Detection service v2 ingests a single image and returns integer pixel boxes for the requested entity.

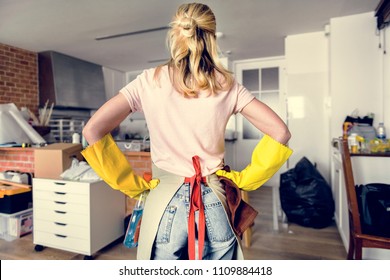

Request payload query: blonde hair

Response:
[154,3,233,97]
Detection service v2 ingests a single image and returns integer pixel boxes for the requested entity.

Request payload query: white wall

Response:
[285,12,389,184]
[330,12,382,139]
[285,31,330,182]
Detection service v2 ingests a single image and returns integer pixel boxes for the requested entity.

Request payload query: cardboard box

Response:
[34,143,83,179]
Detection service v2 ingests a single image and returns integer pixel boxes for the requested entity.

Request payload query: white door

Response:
[233,57,288,187]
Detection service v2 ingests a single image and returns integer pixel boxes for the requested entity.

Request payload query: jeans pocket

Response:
[156,205,177,244]
[204,192,235,242]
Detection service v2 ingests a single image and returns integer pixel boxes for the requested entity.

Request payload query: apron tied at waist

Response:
[184,155,207,260]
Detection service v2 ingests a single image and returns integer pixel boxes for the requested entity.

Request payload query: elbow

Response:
[272,125,291,145]
[82,123,111,145]
[82,125,91,144]
[283,128,292,145]
[82,123,98,146]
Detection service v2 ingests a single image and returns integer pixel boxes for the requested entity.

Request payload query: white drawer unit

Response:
[33,178,126,259]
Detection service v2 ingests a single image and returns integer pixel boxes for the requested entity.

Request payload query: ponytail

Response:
[154,3,233,97]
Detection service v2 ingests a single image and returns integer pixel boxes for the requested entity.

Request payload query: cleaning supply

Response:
[123,191,147,248]
[216,134,292,191]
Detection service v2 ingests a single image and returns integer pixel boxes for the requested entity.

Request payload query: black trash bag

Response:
[279,157,335,229]
[356,183,390,238]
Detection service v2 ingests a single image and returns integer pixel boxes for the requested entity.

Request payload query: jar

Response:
[348,133,359,153]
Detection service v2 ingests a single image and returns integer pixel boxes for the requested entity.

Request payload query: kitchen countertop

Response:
[0,145,152,161]
[351,151,390,157]
[122,150,150,156]
[0,147,35,151]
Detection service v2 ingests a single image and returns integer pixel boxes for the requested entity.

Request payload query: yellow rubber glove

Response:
[81,133,159,199]
[216,134,292,191]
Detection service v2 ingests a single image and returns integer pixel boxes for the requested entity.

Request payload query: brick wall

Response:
[0,148,34,173]
[0,43,39,115]
[123,152,152,215]
[124,152,152,176]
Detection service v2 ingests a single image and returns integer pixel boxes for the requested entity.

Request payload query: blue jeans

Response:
[151,182,237,260]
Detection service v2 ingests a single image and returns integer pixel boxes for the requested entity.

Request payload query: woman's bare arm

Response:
[82,93,132,145]
[241,98,291,144]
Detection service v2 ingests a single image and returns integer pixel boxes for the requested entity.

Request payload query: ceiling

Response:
[0,0,380,72]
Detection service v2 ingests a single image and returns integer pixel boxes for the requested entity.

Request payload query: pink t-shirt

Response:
[120,66,254,177]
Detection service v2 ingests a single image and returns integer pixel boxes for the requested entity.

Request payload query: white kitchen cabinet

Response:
[33,178,126,259]
[102,67,126,100]
[330,141,349,250]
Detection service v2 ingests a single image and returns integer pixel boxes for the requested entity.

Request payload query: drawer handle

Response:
[54,182,66,185]
[54,222,67,226]
[54,201,67,205]
[54,210,67,214]
[55,234,67,238]
[54,192,67,195]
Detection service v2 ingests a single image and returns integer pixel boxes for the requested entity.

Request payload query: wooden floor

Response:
[0,186,347,260]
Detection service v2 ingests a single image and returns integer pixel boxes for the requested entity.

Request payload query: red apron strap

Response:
[185,155,206,260]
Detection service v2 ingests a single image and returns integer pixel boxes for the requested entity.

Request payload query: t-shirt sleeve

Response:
[233,81,256,114]
[119,71,145,112]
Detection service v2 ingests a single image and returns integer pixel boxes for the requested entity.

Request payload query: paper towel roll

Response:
[9,109,46,144]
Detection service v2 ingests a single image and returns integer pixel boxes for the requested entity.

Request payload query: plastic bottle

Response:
[72,132,81,144]
[376,122,387,140]
[123,191,146,248]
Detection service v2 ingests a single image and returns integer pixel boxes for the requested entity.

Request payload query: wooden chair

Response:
[339,137,390,259]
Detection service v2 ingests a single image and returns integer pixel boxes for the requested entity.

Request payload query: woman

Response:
[82,3,292,260]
